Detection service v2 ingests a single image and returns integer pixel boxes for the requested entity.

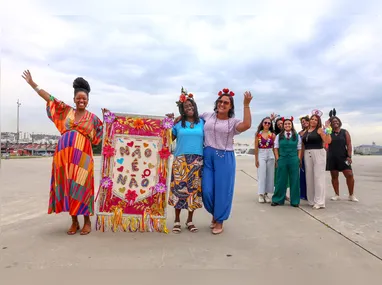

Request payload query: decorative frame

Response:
[95,111,174,233]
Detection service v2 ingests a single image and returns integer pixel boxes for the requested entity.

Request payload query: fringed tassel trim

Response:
[96,214,168,233]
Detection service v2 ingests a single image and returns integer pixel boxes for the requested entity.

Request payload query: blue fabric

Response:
[300,158,307,199]
[172,120,204,157]
[202,146,236,223]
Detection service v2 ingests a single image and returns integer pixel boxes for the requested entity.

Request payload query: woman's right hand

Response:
[22,70,34,85]
[255,160,259,168]
[165,113,174,119]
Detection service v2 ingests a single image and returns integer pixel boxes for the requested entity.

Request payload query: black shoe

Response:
[271,202,279,206]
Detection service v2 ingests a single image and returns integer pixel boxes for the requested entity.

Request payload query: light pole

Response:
[17,99,21,147]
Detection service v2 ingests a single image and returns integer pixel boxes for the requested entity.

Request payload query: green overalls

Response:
[272,135,300,206]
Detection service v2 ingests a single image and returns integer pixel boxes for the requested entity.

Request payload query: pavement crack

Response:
[240,170,258,182]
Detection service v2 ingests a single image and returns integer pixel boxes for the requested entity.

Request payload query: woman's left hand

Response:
[324,119,331,128]
[243,91,253,106]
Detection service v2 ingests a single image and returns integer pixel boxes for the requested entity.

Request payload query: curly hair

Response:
[214,94,235,118]
[274,117,283,135]
[178,99,200,128]
[255,117,274,135]
[73,77,91,96]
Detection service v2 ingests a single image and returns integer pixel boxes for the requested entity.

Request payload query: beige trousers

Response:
[304,148,326,207]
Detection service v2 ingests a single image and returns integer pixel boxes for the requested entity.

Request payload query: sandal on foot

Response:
[212,227,224,235]
[80,223,91,235]
[186,222,198,233]
[210,223,216,229]
[172,222,181,233]
[67,223,80,235]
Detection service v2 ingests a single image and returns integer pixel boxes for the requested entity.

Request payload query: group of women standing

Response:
[22,68,357,237]
[254,110,358,209]
[23,69,253,236]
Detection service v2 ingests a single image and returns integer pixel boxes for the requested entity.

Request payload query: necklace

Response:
[214,115,230,158]
[258,131,272,148]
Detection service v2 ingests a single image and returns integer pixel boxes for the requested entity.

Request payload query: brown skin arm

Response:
[22,70,51,102]
[254,134,259,167]
[274,148,279,168]
[345,130,353,162]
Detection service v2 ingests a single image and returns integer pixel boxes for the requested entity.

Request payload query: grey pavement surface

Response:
[0,155,382,280]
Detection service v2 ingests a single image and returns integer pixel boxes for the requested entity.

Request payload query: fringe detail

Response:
[96,213,168,233]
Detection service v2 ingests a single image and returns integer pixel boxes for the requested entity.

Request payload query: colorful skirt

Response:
[48,130,95,216]
[168,154,203,211]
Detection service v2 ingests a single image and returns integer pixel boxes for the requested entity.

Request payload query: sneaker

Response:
[258,195,265,203]
[349,195,359,202]
[331,195,340,201]
[264,194,271,203]
[313,204,325,210]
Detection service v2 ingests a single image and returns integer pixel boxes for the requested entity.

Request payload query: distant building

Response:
[354,142,382,155]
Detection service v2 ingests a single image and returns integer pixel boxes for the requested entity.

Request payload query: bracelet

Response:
[244,105,250,108]
[324,126,332,135]
[34,85,41,92]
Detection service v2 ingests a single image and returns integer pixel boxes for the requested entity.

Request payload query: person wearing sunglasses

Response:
[200,88,252,235]
[254,117,275,203]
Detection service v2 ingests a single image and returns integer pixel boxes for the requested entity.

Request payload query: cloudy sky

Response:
[1,0,381,145]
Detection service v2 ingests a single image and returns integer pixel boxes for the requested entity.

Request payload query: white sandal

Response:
[172,222,181,233]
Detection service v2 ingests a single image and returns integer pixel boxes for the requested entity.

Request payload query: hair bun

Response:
[73,77,91,93]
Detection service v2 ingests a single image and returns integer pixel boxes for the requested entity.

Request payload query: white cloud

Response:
[1,0,382,146]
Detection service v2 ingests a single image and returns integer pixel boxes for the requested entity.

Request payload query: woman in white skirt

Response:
[254,117,276,203]
[301,110,332,209]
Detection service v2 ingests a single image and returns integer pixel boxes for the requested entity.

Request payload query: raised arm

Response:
[236,91,253,132]
[22,70,51,102]
[318,121,332,144]
[254,133,259,168]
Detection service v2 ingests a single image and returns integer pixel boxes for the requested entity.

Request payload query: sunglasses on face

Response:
[263,122,271,125]
[217,100,230,106]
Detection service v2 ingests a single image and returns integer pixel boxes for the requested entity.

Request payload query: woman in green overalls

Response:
[271,117,302,207]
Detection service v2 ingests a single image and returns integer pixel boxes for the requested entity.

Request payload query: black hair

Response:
[279,119,297,141]
[214,94,235,118]
[255,117,274,135]
[330,116,342,128]
[274,117,283,135]
[179,99,200,128]
[73,77,91,96]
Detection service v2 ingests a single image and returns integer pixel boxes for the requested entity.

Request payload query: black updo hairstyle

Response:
[73,77,91,97]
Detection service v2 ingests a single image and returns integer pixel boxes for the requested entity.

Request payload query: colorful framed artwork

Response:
[95,111,174,233]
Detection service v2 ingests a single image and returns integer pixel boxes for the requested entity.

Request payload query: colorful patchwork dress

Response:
[46,96,103,216]
[168,120,204,211]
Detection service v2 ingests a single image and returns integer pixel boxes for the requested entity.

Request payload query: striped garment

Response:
[46,96,103,216]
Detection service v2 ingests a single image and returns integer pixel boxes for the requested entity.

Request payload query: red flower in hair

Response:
[179,94,186,103]
[222,88,229,93]
[218,91,223,96]
[188,93,193,98]
[229,91,235,96]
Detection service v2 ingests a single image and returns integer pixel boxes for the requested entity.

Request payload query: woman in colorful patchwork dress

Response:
[168,88,204,233]
[271,117,302,207]
[299,115,310,200]
[22,70,103,235]
[301,110,332,209]
[201,88,252,235]
[254,117,275,203]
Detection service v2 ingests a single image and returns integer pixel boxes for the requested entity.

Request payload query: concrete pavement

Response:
[1,155,382,281]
